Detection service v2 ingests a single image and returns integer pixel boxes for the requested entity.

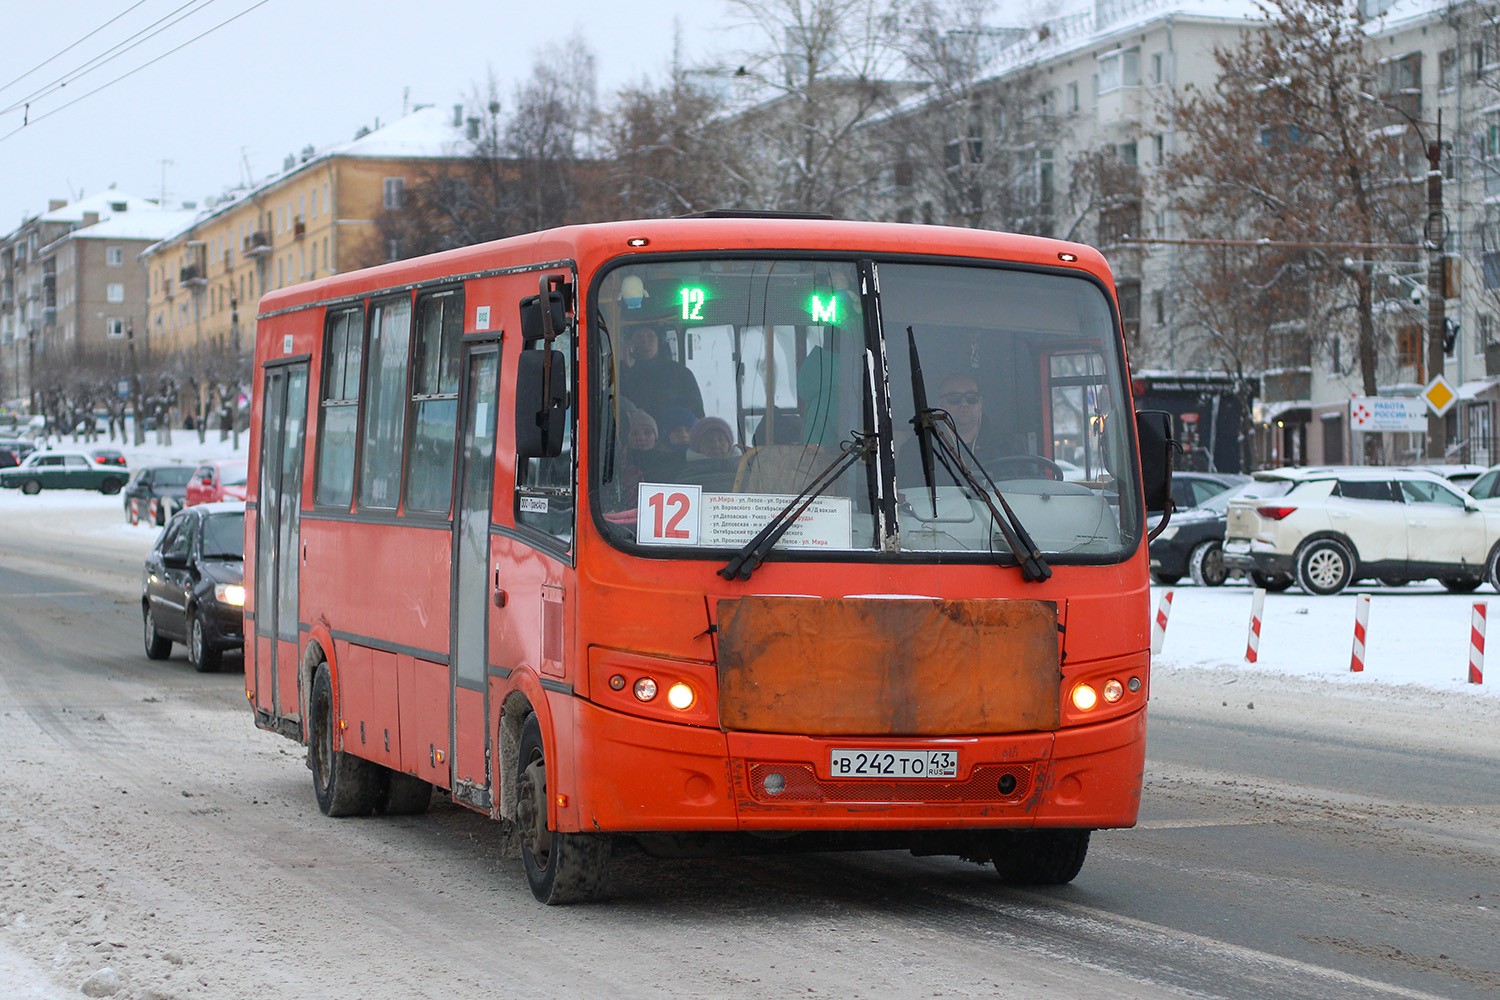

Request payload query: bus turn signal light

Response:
[1071,683,1098,711]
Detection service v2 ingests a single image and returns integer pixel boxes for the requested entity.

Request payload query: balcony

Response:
[180,264,206,287]
[243,231,273,256]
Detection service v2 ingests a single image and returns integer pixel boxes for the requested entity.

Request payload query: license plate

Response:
[830,749,958,779]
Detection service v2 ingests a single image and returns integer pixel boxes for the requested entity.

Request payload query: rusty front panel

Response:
[717,597,1059,737]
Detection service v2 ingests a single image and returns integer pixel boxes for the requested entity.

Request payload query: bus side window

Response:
[515,330,575,544]
[314,307,363,508]
[405,288,463,515]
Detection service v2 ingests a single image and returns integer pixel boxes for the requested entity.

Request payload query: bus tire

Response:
[309,663,381,817]
[989,829,1090,885]
[379,770,433,815]
[516,712,610,904]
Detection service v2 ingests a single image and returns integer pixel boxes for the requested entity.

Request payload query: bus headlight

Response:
[1102,678,1125,703]
[633,677,658,702]
[215,584,246,607]
[1071,683,1098,711]
[666,682,695,710]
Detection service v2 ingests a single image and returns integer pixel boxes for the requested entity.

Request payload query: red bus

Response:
[245,215,1172,904]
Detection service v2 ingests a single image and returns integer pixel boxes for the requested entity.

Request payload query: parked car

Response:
[141,501,246,671]
[1150,478,1296,587]
[1466,464,1500,501]
[89,446,128,468]
[184,459,249,506]
[0,438,37,468]
[1221,466,1500,595]
[123,464,196,525]
[1399,464,1487,492]
[0,450,130,494]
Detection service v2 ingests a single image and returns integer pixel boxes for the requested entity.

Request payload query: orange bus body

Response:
[245,217,1152,901]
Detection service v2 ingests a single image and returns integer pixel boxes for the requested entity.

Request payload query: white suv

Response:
[1221,467,1500,595]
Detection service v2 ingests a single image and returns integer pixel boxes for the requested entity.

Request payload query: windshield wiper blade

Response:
[719,433,876,581]
[905,327,940,517]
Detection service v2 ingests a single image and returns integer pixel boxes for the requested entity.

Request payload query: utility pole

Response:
[1422,113,1447,461]
[127,323,144,446]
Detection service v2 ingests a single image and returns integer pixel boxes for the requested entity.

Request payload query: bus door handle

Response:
[493,564,507,607]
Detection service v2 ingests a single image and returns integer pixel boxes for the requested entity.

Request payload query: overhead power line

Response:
[0,0,274,146]
[0,0,154,99]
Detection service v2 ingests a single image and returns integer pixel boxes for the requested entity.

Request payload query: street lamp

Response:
[1362,92,1447,461]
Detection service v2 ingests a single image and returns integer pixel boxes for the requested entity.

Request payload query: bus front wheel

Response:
[516,712,611,904]
[989,829,1090,885]
[309,663,382,817]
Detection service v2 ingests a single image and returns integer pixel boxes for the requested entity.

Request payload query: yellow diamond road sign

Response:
[1423,375,1457,417]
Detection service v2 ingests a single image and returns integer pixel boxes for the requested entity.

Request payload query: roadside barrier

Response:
[1350,594,1370,673]
[1471,602,1486,685]
[1245,587,1265,663]
[128,498,140,525]
[1151,589,1174,655]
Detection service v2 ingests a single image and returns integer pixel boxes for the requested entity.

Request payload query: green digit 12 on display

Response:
[679,286,707,321]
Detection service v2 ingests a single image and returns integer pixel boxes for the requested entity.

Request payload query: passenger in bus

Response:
[657,407,698,459]
[680,416,741,492]
[896,372,1028,486]
[620,324,705,424]
[625,410,677,484]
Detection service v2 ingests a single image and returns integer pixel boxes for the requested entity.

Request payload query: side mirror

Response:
[519,291,568,342]
[1135,409,1174,512]
[515,350,568,460]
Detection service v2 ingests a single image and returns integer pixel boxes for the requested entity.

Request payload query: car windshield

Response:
[591,257,1139,562]
[155,467,195,487]
[201,513,245,558]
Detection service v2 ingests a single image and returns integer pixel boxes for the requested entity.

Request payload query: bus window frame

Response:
[402,284,466,520]
[356,291,415,514]
[585,250,1141,567]
[313,304,365,511]
[512,272,580,559]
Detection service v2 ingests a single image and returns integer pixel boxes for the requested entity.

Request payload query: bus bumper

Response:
[567,699,1145,834]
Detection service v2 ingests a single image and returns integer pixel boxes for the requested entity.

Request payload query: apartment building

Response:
[141,106,466,363]
[0,192,192,409]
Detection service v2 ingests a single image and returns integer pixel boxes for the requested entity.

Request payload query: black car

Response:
[0,438,36,468]
[142,502,246,671]
[1150,479,1295,587]
[123,464,195,525]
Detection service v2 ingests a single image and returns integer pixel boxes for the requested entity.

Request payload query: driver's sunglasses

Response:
[939,391,982,406]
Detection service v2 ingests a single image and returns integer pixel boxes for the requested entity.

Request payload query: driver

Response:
[896,372,1032,487]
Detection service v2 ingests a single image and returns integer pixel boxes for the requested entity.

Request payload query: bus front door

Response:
[450,342,500,808]
[254,361,308,729]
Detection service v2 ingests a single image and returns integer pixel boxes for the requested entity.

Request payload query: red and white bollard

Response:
[1350,593,1370,673]
[1151,589,1174,656]
[1245,587,1266,663]
[1470,602,1486,685]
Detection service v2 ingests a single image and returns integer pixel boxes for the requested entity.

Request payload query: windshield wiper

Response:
[905,328,1052,583]
[718,433,877,581]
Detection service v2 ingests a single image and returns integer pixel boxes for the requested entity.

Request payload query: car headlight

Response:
[214,584,246,607]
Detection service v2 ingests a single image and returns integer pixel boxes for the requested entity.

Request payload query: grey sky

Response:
[0,0,744,230]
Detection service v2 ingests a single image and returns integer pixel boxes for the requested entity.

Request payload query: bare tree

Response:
[721,0,910,215]
[1163,0,1423,463]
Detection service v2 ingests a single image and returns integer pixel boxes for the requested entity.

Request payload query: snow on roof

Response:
[65,209,201,242]
[36,191,165,225]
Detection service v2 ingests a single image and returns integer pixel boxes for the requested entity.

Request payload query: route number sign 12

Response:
[637,483,701,546]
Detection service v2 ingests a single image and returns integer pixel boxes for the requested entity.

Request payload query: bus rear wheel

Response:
[516,713,610,904]
[989,829,1090,885]
[309,663,381,817]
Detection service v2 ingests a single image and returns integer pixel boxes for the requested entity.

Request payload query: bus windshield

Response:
[592,257,1140,562]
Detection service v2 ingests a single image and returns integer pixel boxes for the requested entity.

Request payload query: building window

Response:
[1397,324,1423,368]
[1152,133,1165,164]
[383,178,406,210]
[1152,289,1166,326]
[1117,280,1141,353]
[1151,51,1165,85]
[1098,47,1140,93]
[106,247,124,267]
[106,283,125,302]
[1440,48,1458,91]
[106,318,125,338]
[1068,81,1079,112]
